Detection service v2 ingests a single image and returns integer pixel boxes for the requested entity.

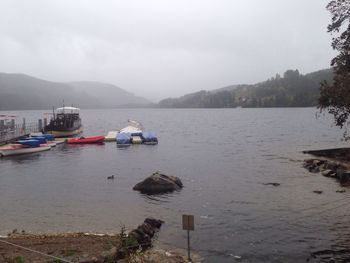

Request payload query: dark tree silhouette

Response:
[319,0,350,136]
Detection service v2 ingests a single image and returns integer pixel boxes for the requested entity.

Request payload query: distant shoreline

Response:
[0,106,318,111]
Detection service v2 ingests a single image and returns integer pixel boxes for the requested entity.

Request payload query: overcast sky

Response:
[0,0,335,101]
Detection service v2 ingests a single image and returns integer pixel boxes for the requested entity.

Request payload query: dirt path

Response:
[0,233,121,263]
[0,233,201,263]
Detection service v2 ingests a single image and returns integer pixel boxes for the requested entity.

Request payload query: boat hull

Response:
[67,136,105,144]
[116,143,131,148]
[0,145,51,157]
[46,128,83,138]
[144,141,158,145]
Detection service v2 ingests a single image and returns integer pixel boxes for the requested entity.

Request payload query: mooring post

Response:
[0,120,4,132]
[38,119,43,131]
[22,118,26,133]
[187,229,191,261]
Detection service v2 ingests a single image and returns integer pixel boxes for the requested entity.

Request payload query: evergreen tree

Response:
[319,0,350,136]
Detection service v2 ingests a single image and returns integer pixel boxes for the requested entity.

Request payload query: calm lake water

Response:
[0,108,349,262]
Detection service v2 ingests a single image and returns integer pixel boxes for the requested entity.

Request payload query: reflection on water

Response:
[140,191,182,204]
[0,108,348,262]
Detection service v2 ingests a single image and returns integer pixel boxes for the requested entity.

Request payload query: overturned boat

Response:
[116,133,131,147]
[141,132,158,145]
[119,119,143,136]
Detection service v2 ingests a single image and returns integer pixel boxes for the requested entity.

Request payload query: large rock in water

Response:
[133,172,183,194]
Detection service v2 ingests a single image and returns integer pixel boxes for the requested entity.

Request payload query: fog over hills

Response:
[68,81,150,107]
[0,73,150,110]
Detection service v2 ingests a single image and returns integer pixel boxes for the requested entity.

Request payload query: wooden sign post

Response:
[182,214,194,262]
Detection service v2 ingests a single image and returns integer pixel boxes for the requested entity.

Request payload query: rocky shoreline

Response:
[303,147,350,185]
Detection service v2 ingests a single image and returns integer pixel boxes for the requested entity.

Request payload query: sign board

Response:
[182,214,194,231]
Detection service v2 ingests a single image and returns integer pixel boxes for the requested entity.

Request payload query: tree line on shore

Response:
[158,68,333,108]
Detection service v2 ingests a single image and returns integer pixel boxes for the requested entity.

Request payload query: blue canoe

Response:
[23,136,47,144]
[33,134,55,141]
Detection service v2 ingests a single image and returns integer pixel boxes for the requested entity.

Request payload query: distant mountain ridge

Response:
[0,73,150,110]
[158,69,333,108]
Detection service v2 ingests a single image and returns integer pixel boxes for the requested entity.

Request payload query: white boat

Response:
[53,140,65,145]
[41,142,57,147]
[44,106,83,137]
[0,144,51,157]
[119,120,143,135]
[104,131,118,142]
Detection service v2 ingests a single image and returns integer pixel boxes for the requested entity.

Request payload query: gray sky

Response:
[0,0,335,101]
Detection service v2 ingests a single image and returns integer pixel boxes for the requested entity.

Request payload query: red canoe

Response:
[67,136,105,144]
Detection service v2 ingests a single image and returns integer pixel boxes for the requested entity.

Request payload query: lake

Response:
[0,108,348,262]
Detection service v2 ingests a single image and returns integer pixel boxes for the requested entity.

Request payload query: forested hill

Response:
[0,73,150,110]
[158,69,333,108]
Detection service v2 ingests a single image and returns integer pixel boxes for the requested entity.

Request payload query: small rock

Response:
[138,222,155,237]
[144,218,164,229]
[304,159,314,164]
[336,189,346,193]
[322,169,334,177]
[262,183,280,187]
[90,256,98,262]
[116,247,128,260]
[313,159,323,166]
[303,160,313,168]
[310,166,320,173]
[339,171,350,185]
[313,190,323,194]
[326,161,340,171]
[129,229,151,247]
[100,246,117,259]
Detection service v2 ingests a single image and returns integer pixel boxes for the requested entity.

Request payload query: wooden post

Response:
[187,229,191,261]
[38,119,43,131]
[0,120,4,132]
[22,118,26,134]
[182,215,194,262]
